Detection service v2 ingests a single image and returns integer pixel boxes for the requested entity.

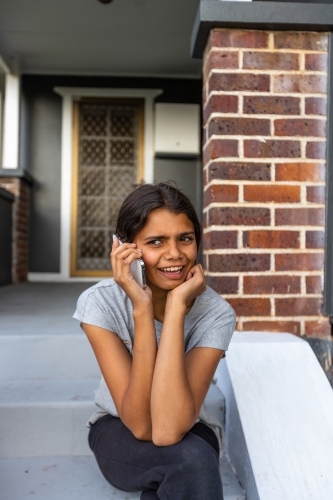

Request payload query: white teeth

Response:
[160,266,182,272]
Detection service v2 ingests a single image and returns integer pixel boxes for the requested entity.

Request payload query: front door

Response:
[71,98,144,277]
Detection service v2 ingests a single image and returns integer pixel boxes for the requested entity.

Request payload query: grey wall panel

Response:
[154,157,202,215]
[27,91,62,272]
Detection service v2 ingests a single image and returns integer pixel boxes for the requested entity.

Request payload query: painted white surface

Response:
[2,73,20,168]
[216,332,333,500]
[53,87,162,280]
[154,103,200,155]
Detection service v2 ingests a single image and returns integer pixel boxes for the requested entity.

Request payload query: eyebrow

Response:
[143,231,195,241]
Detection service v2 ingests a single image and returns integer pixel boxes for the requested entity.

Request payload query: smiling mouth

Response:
[158,266,184,274]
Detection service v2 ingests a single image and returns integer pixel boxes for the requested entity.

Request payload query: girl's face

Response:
[133,208,197,293]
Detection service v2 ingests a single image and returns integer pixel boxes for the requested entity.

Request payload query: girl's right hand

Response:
[111,237,152,309]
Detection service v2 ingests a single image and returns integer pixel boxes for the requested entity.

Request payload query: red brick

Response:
[243,51,299,70]
[204,50,239,82]
[206,275,239,294]
[275,208,325,226]
[209,117,270,137]
[210,29,269,49]
[209,253,270,272]
[203,231,238,250]
[305,97,327,116]
[275,253,324,271]
[307,186,325,204]
[209,207,270,226]
[243,320,301,335]
[306,141,326,159]
[274,119,326,138]
[209,73,270,92]
[202,83,208,107]
[244,185,300,203]
[304,320,331,338]
[208,162,271,181]
[305,53,328,72]
[275,163,325,182]
[204,185,238,205]
[243,230,300,248]
[243,96,300,115]
[203,139,239,164]
[203,95,238,124]
[228,298,271,316]
[274,32,328,51]
[306,275,323,294]
[275,297,322,316]
[273,75,327,94]
[244,275,300,294]
[306,231,325,249]
[244,140,301,158]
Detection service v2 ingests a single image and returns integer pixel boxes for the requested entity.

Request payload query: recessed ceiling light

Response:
[98,0,114,4]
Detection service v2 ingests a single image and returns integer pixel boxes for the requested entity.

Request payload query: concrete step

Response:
[0,454,246,500]
[0,378,226,459]
[0,335,100,380]
[0,378,98,458]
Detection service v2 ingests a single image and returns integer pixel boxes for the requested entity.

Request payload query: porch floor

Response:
[0,282,92,336]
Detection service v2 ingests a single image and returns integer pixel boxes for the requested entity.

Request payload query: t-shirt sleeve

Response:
[73,290,117,332]
[189,301,236,352]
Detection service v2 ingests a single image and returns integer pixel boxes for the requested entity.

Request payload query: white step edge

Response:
[216,332,333,500]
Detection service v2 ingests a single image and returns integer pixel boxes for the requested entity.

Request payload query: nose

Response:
[165,239,182,260]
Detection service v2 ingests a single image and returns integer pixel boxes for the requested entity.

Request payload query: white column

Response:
[2,73,20,169]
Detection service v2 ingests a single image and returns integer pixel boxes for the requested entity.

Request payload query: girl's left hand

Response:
[168,264,206,309]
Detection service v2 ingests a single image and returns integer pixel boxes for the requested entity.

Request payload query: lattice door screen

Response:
[71,100,143,276]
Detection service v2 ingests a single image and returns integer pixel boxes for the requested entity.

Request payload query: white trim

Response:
[2,73,20,168]
[53,87,162,279]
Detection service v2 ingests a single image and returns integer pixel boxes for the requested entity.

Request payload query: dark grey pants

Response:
[89,415,223,500]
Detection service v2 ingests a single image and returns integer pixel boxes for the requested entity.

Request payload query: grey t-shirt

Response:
[73,278,235,449]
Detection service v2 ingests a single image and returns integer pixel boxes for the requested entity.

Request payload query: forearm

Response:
[121,307,157,440]
[151,301,196,445]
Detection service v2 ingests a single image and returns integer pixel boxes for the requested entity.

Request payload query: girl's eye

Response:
[148,239,162,245]
[180,236,194,242]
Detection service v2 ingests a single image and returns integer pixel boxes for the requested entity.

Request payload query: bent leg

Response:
[89,415,223,500]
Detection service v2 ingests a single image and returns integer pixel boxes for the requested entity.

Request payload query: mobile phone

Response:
[113,234,146,289]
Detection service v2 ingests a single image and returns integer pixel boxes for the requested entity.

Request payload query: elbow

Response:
[131,426,152,442]
[152,429,184,447]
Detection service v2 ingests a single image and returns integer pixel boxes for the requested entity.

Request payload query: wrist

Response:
[133,304,154,320]
[166,292,187,315]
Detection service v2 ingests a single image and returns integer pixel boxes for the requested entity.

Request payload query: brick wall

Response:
[0,177,30,283]
[203,29,330,342]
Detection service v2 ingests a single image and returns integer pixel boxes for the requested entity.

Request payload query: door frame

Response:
[53,87,162,280]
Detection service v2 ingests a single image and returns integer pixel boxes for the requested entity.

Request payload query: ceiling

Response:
[0,0,202,77]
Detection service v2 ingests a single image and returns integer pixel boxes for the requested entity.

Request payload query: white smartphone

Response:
[113,234,146,289]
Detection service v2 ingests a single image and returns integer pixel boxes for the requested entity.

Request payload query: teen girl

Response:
[74,183,235,499]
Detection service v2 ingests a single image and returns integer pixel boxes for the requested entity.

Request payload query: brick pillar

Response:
[203,29,331,363]
[0,177,30,283]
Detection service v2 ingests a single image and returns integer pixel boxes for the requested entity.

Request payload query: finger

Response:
[185,270,194,281]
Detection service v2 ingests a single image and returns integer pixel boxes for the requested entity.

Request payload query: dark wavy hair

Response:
[116,183,202,249]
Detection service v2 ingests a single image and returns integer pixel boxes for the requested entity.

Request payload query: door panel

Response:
[71,99,144,277]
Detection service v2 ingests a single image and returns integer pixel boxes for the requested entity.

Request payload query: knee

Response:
[176,435,218,474]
